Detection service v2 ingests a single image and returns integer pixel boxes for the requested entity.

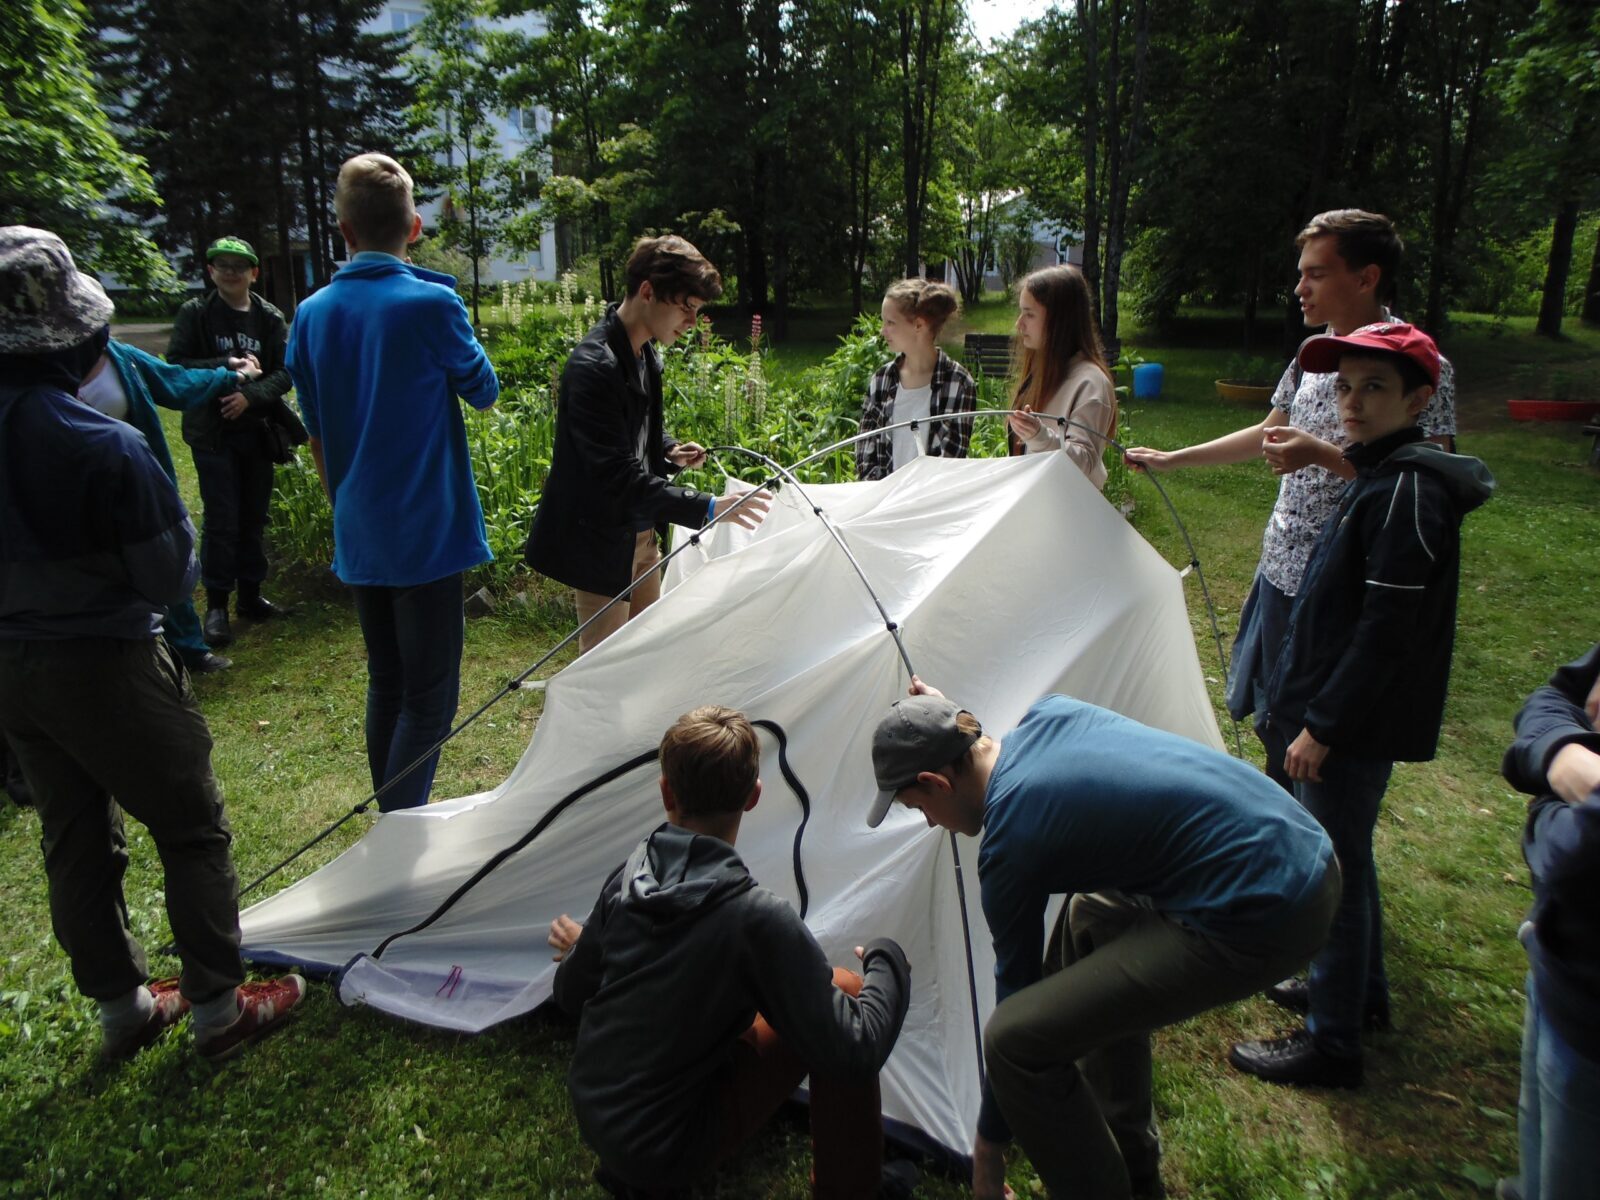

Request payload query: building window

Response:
[391,7,425,33]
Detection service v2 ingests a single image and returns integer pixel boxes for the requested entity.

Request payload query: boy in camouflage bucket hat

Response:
[0,226,115,352]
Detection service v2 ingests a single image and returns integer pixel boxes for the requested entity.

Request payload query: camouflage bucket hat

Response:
[206,236,258,265]
[0,226,115,354]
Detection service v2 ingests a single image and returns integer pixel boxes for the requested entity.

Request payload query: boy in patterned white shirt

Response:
[1124,209,1456,792]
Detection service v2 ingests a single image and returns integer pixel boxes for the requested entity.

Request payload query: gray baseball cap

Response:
[0,227,115,354]
[867,695,980,828]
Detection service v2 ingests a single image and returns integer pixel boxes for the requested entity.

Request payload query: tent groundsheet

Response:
[240,451,1224,1159]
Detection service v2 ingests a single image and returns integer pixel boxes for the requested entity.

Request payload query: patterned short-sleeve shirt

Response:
[1258,352,1456,596]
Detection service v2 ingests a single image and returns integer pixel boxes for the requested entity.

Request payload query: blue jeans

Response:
[1290,745,1393,1058]
[1228,573,1295,794]
[350,573,464,812]
[1516,974,1600,1200]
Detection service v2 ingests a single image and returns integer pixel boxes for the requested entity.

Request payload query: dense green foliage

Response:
[87,0,418,295]
[0,0,172,287]
[268,293,1132,588]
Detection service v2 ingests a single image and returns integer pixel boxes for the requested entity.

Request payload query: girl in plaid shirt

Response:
[855,279,977,481]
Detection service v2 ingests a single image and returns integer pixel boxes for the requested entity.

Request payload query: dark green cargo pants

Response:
[0,637,244,1004]
[985,866,1341,1199]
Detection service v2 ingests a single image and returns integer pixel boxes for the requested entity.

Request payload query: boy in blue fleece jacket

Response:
[286,153,499,811]
[1499,645,1600,1200]
[1231,322,1494,1090]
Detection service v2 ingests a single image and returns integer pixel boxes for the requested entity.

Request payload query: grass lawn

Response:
[3,311,1598,1198]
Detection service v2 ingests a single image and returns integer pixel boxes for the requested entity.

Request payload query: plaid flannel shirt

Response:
[855,349,978,481]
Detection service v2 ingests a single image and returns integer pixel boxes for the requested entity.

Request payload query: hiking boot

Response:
[203,607,234,648]
[1229,1028,1363,1089]
[236,594,285,621]
[1265,977,1391,1032]
[181,649,233,674]
[195,975,306,1062]
[101,978,189,1062]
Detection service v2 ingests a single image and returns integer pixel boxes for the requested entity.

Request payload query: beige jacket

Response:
[1018,353,1116,491]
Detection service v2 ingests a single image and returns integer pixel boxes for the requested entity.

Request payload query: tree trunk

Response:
[463,102,481,325]
[1076,0,1102,320]
[1537,198,1581,339]
[1582,221,1600,327]
[1100,0,1149,353]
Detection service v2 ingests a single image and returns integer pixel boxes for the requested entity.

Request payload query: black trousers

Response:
[192,438,274,595]
[0,637,245,1003]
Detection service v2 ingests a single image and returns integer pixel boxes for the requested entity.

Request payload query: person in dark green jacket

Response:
[76,338,252,672]
[167,237,295,650]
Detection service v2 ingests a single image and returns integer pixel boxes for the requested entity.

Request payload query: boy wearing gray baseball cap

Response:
[870,679,1339,1200]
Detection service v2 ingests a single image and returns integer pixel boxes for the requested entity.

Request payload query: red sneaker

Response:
[195,975,306,1062]
[101,977,189,1062]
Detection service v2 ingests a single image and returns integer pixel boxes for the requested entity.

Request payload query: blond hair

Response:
[335,153,416,249]
[659,706,760,816]
[883,278,960,337]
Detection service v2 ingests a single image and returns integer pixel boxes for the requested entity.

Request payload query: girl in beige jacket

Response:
[1006,265,1118,491]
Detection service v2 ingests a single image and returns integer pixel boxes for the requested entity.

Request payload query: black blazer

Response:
[524,306,712,596]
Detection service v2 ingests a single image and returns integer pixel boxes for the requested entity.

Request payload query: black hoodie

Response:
[1503,645,1600,1064]
[553,823,911,1189]
[1266,427,1494,762]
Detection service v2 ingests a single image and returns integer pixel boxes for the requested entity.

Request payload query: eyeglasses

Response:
[210,260,253,274]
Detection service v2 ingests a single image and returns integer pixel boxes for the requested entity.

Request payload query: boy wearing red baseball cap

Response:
[1230,322,1494,1088]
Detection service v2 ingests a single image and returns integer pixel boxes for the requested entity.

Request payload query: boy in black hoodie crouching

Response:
[1229,322,1494,1089]
[549,706,912,1197]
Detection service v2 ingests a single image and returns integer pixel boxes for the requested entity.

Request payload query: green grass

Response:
[4,314,1599,1197]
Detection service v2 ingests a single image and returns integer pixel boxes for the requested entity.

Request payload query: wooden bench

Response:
[1586,422,1600,468]
[962,332,1013,379]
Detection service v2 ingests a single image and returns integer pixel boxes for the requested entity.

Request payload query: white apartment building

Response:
[373,2,559,284]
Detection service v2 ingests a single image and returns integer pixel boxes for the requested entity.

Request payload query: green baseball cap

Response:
[206,237,258,266]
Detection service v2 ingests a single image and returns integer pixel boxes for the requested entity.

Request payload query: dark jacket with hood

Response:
[1266,427,1494,761]
[553,822,911,1189]
[167,289,295,454]
[1503,644,1600,1064]
[524,306,715,596]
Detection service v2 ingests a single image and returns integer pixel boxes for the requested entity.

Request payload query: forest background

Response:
[5,0,1599,349]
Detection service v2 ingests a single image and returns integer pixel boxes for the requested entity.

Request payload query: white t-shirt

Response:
[889,383,933,471]
[77,360,130,422]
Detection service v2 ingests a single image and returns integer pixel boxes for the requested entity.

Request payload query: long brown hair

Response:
[1010,265,1115,449]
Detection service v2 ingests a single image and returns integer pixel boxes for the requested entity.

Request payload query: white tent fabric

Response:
[239,451,1223,1159]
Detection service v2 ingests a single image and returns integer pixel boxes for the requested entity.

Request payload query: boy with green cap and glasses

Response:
[167,236,298,650]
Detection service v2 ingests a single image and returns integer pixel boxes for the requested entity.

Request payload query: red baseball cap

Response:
[1297,321,1441,388]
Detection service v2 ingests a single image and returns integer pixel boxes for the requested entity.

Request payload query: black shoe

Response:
[203,607,234,647]
[1229,1029,1363,1088]
[236,595,284,621]
[1265,977,1392,1032]
[181,650,233,673]
[880,1160,920,1200]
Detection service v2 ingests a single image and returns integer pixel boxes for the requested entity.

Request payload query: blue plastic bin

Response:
[1132,362,1164,399]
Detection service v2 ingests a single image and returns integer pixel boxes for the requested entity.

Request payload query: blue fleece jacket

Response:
[286,253,499,586]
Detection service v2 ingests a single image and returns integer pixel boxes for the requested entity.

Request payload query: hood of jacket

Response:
[619,823,756,929]
[1350,429,1495,516]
